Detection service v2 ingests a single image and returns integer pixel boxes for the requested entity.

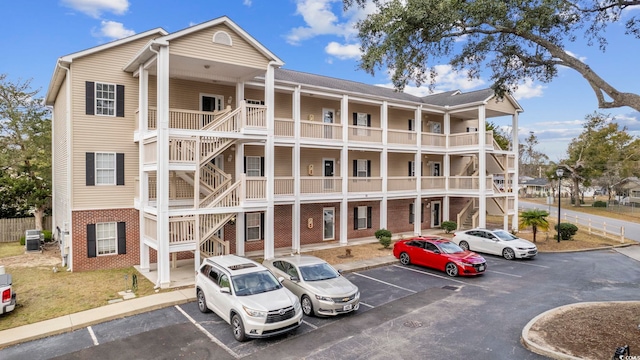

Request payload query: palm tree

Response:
[519,209,550,243]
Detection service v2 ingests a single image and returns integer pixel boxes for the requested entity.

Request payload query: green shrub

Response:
[592,201,607,208]
[379,236,392,249]
[570,198,585,205]
[374,229,392,240]
[43,230,53,242]
[554,223,578,240]
[441,221,457,234]
[19,236,25,246]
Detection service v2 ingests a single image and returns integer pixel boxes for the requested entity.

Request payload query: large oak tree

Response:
[344,0,640,111]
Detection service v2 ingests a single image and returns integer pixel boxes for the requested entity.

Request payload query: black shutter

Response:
[353,208,358,230]
[352,113,357,125]
[409,203,414,224]
[244,157,247,174]
[367,114,371,127]
[367,207,372,228]
[260,213,265,240]
[408,161,412,176]
[87,224,96,258]
[408,119,414,131]
[420,161,423,176]
[353,160,357,177]
[421,203,425,223]
[244,214,247,241]
[116,85,125,117]
[116,153,125,185]
[85,82,95,115]
[367,160,371,177]
[86,152,95,186]
[117,222,126,254]
[260,157,265,177]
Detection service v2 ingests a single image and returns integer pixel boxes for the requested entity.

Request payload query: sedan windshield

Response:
[493,230,518,241]
[437,241,464,254]
[232,270,282,296]
[299,263,339,281]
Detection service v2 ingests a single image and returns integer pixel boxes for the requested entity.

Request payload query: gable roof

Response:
[46,28,168,105]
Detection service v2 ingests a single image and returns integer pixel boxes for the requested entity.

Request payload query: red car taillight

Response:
[1,288,10,303]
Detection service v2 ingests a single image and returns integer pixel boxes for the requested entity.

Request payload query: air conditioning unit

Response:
[25,229,42,252]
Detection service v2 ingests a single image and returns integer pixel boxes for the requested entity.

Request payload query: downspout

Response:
[56,61,72,271]
[148,44,162,290]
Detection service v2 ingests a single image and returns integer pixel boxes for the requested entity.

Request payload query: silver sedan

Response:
[263,255,360,317]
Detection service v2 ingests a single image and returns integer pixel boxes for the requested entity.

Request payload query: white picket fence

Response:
[559,213,625,243]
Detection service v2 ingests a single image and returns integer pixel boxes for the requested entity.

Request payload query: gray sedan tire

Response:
[399,252,411,265]
[503,247,516,260]
[301,294,314,317]
[459,241,470,251]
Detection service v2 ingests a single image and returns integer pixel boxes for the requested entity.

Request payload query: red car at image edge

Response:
[393,236,487,277]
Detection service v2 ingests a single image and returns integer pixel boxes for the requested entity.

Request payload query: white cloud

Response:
[513,79,545,100]
[95,20,135,40]
[243,0,252,5]
[430,64,485,91]
[565,50,587,62]
[286,0,358,45]
[325,42,361,60]
[61,0,129,18]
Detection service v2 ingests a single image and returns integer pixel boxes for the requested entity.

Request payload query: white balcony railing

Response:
[387,177,417,191]
[421,176,446,190]
[300,177,343,194]
[301,121,342,141]
[449,176,493,190]
[275,118,294,137]
[449,133,479,147]
[147,101,266,131]
[348,126,382,143]
[348,177,383,192]
[245,177,266,200]
[143,214,157,241]
[169,216,195,244]
[422,133,446,147]
[387,129,418,146]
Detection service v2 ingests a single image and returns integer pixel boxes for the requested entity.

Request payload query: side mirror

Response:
[278,276,285,283]
[220,287,231,294]
[433,249,441,254]
[337,269,343,275]
[289,276,300,282]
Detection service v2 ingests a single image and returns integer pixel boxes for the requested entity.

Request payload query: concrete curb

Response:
[539,242,638,253]
[521,301,640,359]
[0,288,195,349]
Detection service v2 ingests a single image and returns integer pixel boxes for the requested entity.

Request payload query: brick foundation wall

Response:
[386,199,413,234]
[347,201,379,240]
[449,197,468,225]
[71,208,140,271]
[300,203,340,245]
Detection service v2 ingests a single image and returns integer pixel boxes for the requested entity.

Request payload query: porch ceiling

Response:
[145,54,266,84]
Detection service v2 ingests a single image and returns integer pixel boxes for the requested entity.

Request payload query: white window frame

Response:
[95,82,116,116]
[95,152,116,185]
[356,112,369,136]
[323,207,335,240]
[199,93,224,112]
[246,156,261,177]
[246,213,261,241]
[356,159,368,178]
[96,222,117,256]
[246,99,263,105]
[357,206,368,229]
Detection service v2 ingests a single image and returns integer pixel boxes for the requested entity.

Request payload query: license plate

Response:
[343,304,353,311]
[478,265,485,272]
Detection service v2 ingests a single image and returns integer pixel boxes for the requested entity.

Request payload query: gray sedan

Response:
[263,255,360,317]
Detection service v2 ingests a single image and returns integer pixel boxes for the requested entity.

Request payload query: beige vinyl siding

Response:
[274,147,292,176]
[422,113,444,131]
[349,103,380,127]
[300,96,341,123]
[244,145,264,157]
[148,77,235,110]
[53,76,69,229]
[387,153,414,176]
[169,24,269,69]
[244,88,263,104]
[348,152,380,177]
[219,149,236,182]
[70,35,158,210]
[388,108,414,130]
[274,92,292,119]
[299,149,340,177]
[450,117,479,133]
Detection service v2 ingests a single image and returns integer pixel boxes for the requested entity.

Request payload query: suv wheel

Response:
[197,289,210,313]
[231,313,247,342]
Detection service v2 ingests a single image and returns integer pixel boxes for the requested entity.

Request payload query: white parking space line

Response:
[87,326,99,346]
[391,265,490,289]
[302,319,318,329]
[487,259,550,269]
[175,305,240,359]
[359,302,374,309]
[353,272,417,293]
[486,269,522,278]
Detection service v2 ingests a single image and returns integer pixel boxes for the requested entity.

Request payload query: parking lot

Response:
[2,249,640,359]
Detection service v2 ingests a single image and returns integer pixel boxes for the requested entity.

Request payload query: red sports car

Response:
[393,236,487,277]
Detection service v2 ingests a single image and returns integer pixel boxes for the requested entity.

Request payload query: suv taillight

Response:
[1,288,10,303]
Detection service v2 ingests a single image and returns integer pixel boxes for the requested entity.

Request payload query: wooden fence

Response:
[0,217,52,243]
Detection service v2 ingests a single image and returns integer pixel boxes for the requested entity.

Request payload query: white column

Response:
[156,45,170,288]
[340,95,349,245]
[138,65,149,271]
[415,107,423,234]
[478,105,487,228]
[512,111,520,231]
[236,145,246,256]
[263,64,276,259]
[443,112,450,222]
[380,101,388,230]
[235,82,244,108]
[293,87,301,252]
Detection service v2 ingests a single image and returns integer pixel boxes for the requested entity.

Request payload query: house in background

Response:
[46,16,522,288]
[519,177,550,197]
[615,177,640,205]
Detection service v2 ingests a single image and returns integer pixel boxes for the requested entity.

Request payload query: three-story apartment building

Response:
[46,17,521,288]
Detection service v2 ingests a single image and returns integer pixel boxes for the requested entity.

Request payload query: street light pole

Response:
[556,168,564,242]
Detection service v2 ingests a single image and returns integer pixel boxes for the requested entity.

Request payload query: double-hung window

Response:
[357,160,368,177]
[246,213,262,241]
[96,222,117,255]
[96,83,115,116]
[357,206,367,229]
[245,156,263,177]
[96,153,116,185]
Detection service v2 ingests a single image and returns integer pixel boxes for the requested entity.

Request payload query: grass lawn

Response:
[522,195,640,222]
[0,242,26,258]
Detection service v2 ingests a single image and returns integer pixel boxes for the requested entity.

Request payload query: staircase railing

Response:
[456,198,479,230]
[202,163,232,193]
[201,234,230,258]
[199,212,236,243]
[200,180,241,209]
[200,136,235,165]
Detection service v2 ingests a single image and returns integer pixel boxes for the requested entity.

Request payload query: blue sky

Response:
[1,0,639,161]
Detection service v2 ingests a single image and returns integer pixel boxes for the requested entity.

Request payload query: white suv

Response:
[195,255,303,341]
